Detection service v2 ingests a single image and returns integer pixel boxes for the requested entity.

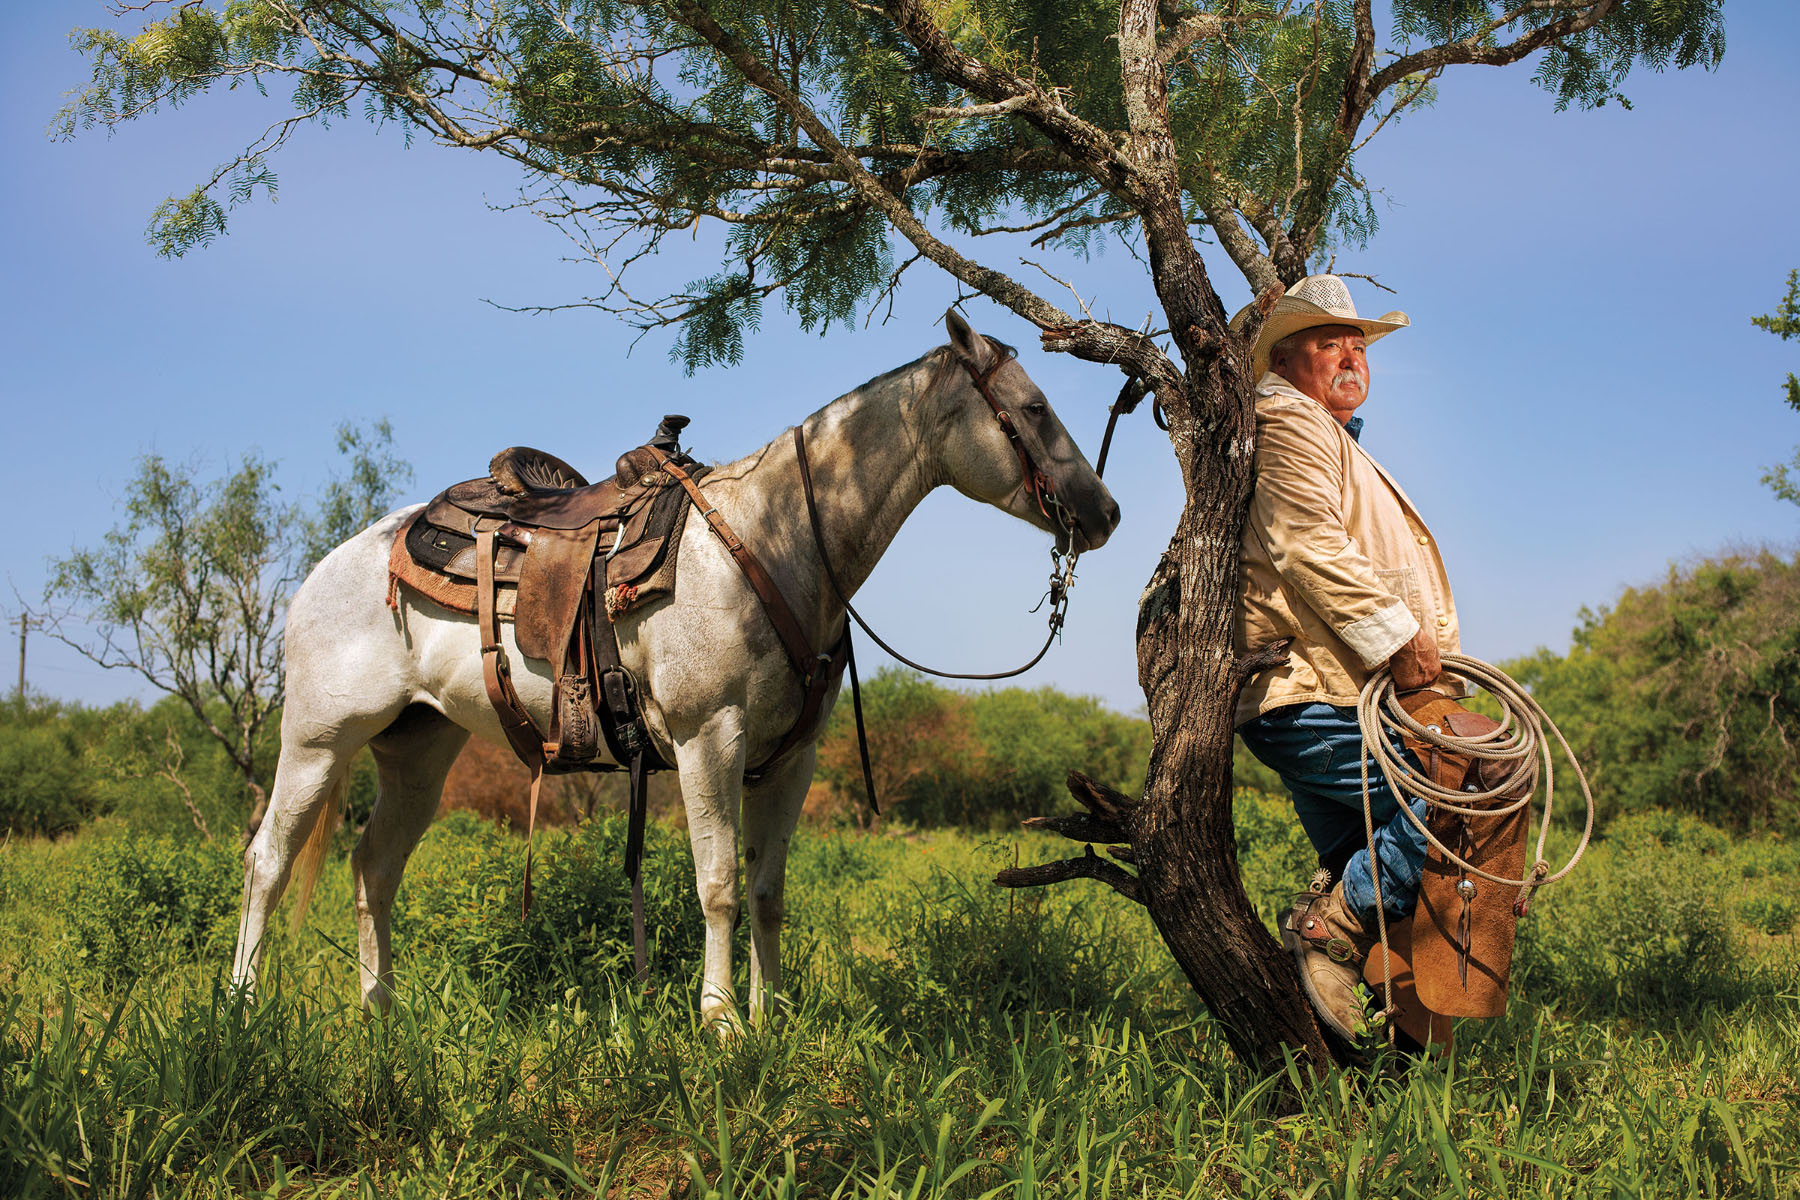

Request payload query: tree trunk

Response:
[1001,361,1343,1073]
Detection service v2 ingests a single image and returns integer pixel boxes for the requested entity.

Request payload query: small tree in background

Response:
[816,668,986,827]
[1753,269,1800,506]
[38,422,410,835]
[1504,550,1800,833]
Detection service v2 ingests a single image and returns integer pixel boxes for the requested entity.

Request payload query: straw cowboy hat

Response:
[1230,274,1410,379]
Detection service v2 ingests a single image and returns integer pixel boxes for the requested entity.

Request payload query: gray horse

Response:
[231,310,1119,1030]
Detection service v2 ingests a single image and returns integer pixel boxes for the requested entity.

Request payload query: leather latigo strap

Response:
[477,529,549,770]
[477,528,548,915]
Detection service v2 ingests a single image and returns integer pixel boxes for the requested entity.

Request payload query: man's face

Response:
[1274,324,1370,422]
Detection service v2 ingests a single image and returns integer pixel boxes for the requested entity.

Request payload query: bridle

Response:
[961,341,1082,539]
[795,338,1086,684]
[792,336,1138,814]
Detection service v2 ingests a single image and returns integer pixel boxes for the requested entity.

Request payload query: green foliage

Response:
[1752,268,1800,505]
[1738,893,1798,938]
[62,833,242,985]
[0,694,268,840]
[393,811,703,999]
[1503,550,1800,833]
[1230,785,1320,930]
[0,699,106,837]
[297,419,415,573]
[816,670,1148,827]
[844,862,1159,1032]
[39,422,411,834]
[2,816,1797,1198]
[86,696,285,840]
[62,2,1726,368]
[43,452,293,813]
[967,686,1150,815]
[1513,812,1753,1019]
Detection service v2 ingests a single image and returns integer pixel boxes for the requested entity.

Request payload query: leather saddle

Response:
[394,417,704,778]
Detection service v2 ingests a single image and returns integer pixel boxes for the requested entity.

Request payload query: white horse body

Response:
[233,313,1118,1028]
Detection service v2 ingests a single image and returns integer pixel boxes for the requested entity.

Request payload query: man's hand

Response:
[1387,625,1442,692]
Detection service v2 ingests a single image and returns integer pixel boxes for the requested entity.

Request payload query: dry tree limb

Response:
[1000,769,1147,902]
[995,845,1145,905]
[1022,812,1128,842]
[1232,639,1291,710]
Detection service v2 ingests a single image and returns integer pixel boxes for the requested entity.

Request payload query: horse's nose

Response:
[1102,495,1121,532]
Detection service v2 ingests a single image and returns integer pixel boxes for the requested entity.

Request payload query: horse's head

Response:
[933,308,1121,553]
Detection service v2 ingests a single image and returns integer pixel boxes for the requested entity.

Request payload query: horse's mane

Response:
[701,342,956,483]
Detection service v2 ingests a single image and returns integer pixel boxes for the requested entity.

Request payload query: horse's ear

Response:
[944,306,990,370]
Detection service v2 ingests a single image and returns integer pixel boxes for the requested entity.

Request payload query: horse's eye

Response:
[1023,401,1048,418]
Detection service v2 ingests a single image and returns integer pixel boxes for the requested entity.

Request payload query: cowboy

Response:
[1229,274,1457,1041]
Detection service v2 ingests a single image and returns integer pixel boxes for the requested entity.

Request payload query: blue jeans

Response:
[1239,702,1428,925]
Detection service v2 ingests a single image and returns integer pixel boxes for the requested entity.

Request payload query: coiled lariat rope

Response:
[1355,652,1597,1040]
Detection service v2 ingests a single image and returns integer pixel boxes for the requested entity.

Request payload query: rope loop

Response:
[1358,653,1595,890]
[1356,652,1596,1042]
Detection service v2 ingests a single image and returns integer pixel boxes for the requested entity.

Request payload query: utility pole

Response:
[16,613,30,700]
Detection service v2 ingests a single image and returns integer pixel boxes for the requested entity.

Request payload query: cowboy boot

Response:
[1282,875,1378,1040]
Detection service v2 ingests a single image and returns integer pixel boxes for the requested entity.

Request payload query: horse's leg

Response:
[354,705,471,1011]
[673,707,750,1033]
[231,739,355,993]
[740,745,815,1027]
[231,510,424,997]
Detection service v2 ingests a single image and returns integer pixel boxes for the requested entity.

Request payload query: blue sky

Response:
[3,1,1796,715]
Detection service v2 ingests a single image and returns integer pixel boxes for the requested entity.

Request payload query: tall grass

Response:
[2,806,1796,1198]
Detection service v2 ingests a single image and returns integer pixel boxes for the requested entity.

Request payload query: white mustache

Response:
[1332,371,1364,391]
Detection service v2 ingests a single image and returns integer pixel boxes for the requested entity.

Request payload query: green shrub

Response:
[1739,894,1798,937]
[815,669,1151,828]
[394,810,703,1000]
[1513,812,1746,1017]
[63,833,242,984]
[0,700,104,836]
[86,698,274,839]
[845,857,1164,1032]
[1502,550,1800,833]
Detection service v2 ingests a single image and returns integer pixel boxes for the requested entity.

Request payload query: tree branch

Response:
[996,845,1145,905]
[877,0,1136,193]
[1155,1,1234,66]
[1198,198,1281,296]
[659,0,1074,333]
[1370,0,1622,94]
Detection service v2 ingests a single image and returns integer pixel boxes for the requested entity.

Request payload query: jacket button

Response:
[1416,534,1428,545]
[1436,616,1449,628]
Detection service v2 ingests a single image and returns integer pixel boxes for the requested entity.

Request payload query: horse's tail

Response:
[287,773,347,935]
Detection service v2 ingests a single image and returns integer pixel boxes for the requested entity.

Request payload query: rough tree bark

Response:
[974,0,1345,1070]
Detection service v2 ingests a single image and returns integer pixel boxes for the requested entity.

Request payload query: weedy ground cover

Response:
[2,796,1796,1198]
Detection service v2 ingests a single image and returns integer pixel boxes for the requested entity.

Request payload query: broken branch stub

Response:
[995,844,1145,905]
[995,770,1147,903]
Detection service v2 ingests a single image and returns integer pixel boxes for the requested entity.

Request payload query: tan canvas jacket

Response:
[1234,373,1461,725]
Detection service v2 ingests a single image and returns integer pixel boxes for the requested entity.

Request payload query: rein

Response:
[793,343,1089,683]
[795,423,1077,680]
[792,345,1130,813]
